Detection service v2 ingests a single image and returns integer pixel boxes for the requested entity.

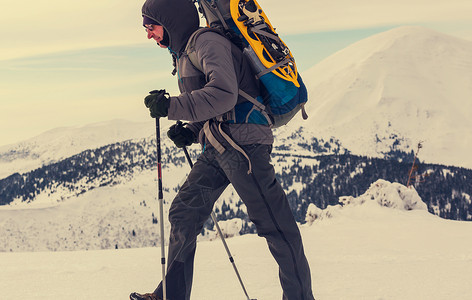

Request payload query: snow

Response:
[0,119,168,179]
[306,179,427,224]
[463,192,471,204]
[204,218,243,240]
[0,159,244,252]
[2,180,472,299]
[0,166,184,251]
[442,168,455,178]
[297,26,472,169]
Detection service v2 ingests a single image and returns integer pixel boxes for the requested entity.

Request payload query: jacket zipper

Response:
[168,48,183,84]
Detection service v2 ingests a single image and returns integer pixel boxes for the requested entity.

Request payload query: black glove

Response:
[144,89,170,118]
[167,122,197,148]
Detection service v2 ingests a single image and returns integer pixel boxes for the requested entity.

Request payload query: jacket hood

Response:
[142,0,199,53]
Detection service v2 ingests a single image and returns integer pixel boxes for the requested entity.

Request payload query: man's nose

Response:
[147,29,153,40]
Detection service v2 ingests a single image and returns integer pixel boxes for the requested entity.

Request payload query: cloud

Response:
[0,0,144,60]
[264,0,472,34]
[2,0,471,60]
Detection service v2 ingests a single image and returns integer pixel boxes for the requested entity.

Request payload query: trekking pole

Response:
[181,145,256,300]
[155,117,167,300]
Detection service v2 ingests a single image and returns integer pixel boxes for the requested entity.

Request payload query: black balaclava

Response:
[142,0,199,54]
[143,15,170,47]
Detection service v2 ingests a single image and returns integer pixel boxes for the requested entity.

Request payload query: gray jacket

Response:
[142,0,273,148]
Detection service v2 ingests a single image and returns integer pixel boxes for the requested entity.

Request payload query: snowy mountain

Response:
[0,119,157,179]
[296,26,472,169]
[2,180,472,300]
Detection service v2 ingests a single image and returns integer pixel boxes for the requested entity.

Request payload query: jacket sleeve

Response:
[167,32,239,122]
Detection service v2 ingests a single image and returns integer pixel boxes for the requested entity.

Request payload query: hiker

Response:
[131,0,315,299]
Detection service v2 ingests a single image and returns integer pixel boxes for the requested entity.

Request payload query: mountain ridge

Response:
[0,119,161,179]
[298,26,472,168]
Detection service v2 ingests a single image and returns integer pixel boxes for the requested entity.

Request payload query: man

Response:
[130,0,315,299]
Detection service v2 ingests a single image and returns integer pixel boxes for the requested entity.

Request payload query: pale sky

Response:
[1,0,471,147]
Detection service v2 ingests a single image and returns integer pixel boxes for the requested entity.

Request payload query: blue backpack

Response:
[187,0,308,128]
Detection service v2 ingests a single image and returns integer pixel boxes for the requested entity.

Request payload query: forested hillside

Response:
[1,138,470,231]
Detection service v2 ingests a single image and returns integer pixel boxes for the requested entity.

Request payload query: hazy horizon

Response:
[1,0,471,147]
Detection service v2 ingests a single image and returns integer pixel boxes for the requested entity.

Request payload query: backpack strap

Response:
[254,57,292,79]
[251,24,281,42]
[185,27,217,72]
[198,0,231,30]
[237,89,273,128]
[209,0,230,30]
[203,120,226,154]
[217,122,253,174]
[203,120,253,174]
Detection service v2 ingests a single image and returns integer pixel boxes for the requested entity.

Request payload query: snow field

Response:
[2,185,472,300]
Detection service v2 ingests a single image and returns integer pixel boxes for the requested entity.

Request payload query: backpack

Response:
[187,0,308,128]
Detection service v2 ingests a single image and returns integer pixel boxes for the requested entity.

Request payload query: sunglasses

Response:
[144,24,154,32]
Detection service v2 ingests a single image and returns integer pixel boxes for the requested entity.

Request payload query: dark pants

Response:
[155,144,314,300]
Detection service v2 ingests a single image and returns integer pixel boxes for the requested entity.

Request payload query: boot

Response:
[129,292,164,300]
